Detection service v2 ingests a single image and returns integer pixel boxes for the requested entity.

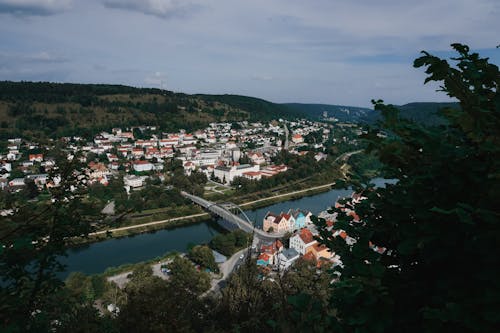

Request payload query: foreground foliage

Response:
[315,43,499,332]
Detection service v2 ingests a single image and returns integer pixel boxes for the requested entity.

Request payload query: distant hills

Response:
[285,102,459,126]
[0,81,458,140]
[0,81,305,140]
[284,103,374,123]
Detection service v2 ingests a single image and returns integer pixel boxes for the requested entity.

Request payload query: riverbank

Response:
[82,181,336,244]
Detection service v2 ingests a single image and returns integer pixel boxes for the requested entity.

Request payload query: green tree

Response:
[118,256,211,332]
[188,245,219,273]
[0,150,107,332]
[314,44,500,332]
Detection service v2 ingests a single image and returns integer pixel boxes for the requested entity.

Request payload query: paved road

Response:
[334,149,363,163]
[237,182,336,208]
[208,247,250,294]
[89,212,209,236]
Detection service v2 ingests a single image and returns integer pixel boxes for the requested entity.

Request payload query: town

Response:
[0,116,361,208]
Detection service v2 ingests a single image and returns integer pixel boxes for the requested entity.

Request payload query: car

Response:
[239,254,245,260]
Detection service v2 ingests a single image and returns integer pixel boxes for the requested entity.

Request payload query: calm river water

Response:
[61,178,393,276]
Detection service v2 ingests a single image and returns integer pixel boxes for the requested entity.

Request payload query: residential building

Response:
[277,248,300,271]
[291,134,304,143]
[29,154,43,162]
[133,160,153,172]
[289,228,317,255]
[213,164,259,184]
[263,212,294,233]
[259,240,283,265]
[123,175,148,188]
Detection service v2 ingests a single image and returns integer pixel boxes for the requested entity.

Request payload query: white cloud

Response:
[102,0,203,19]
[0,0,72,16]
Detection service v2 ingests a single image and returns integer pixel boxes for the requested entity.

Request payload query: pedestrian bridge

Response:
[181,192,285,241]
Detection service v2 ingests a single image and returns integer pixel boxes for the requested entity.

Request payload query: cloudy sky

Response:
[0,0,498,107]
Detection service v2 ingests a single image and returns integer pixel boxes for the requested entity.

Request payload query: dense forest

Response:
[0,82,305,140]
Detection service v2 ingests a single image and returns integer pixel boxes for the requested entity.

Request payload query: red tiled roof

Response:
[299,228,314,244]
[281,213,291,220]
[258,253,270,261]
[243,171,260,176]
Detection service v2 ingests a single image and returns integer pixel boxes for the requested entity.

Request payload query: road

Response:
[207,247,251,294]
[89,212,209,236]
[334,149,363,163]
[237,182,336,208]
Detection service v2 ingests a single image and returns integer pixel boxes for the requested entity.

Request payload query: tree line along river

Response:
[61,178,393,277]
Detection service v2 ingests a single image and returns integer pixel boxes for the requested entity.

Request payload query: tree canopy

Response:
[314,43,500,332]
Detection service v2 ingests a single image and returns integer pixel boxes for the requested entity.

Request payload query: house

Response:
[288,209,312,230]
[26,174,48,186]
[289,228,317,255]
[259,240,283,265]
[309,243,333,261]
[183,161,196,175]
[123,175,148,188]
[314,152,328,162]
[0,161,12,172]
[247,151,266,165]
[263,212,294,233]
[6,152,19,161]
[29,154,44,162]
[118,132,134,140]
[277,248,300,271]
[8,178,25,187]
[133,160,153,172]
[291,134,304,144]
[131,148,144,158]
[87,162,110,180]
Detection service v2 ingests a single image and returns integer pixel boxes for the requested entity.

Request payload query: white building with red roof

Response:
[290,228,317,255]
[133,160,153,172]
[291,134,304,144]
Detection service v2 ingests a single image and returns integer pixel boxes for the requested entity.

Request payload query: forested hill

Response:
[284,103,374,122]
[0,81,306,140]
[195,94,304,121]
[286,101,459,126]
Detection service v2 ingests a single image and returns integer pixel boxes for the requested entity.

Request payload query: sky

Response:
[0,0,498,108]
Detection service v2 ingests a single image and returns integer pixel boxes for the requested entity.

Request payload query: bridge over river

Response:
[181,192,285,241]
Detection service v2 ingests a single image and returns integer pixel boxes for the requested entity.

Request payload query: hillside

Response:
[196,94,305,121]
[285,101,459,126]
[0,81,305,140]
[395,102,458,125]
[284,103,374,122]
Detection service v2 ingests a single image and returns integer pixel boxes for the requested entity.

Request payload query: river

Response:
[61,178,394,277]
